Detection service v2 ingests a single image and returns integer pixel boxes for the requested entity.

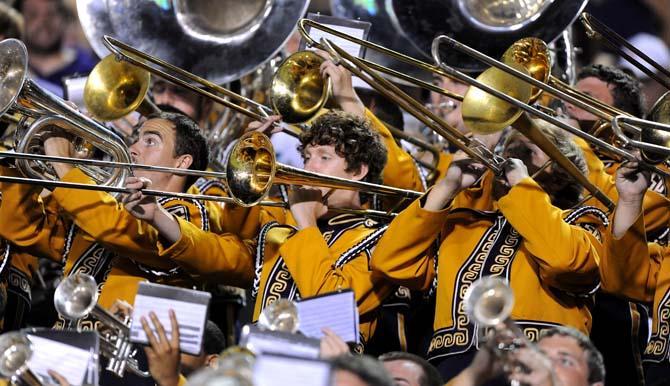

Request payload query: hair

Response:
[541,326,605,385]
[378,352,443,386]
[330,355,394,386]
[0,3,23,39]
[145,110,209,190]
[17,0,70,18]
[577,64,645,118]
[355,87,404,131]
[503,120,587,209]
[298,110,387,203]
[202,320,225,355]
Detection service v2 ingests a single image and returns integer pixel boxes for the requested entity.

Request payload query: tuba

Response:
[0,38,131,189]
[53,273,150,378]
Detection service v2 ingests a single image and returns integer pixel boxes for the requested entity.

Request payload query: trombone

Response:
[581,13,670,90]
[297,21,614,210]
[432,35,670,182]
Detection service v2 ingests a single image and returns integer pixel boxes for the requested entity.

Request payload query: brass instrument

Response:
[297,21,614,209]
[83,54,160,122]
[581,13,670,90]
[256,299,300,334]
[432,34,670,189]
[0,332,42,386]
[226,131,422,207]
[0,38,131,190]
[464,277,532,367]
[53,273,150,378]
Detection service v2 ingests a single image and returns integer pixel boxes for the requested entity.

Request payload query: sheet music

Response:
[129,282,211,355]
[253,354,331,386]
[240,325,321,359]
[26,335,92,386]
[296,290,359,343]
[307,24,366,59]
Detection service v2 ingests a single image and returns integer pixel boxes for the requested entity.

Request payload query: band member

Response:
[124,111,396,348]
[0,111,210,320]
[566,64,667,386]
[370,123,607,380]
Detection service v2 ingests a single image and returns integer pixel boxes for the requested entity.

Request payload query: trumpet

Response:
[464,277,531,367]
[0,38,131,190]
[256,299,300,334]
[53,273,150,378]
[0,331,42,386]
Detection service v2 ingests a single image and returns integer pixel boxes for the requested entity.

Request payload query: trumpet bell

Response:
[461,61,532,134]
[0,39,28,116]
[54,273,99,321]
[270,51,331,124]
[0,332,32,377]
[226,131,276,207]
[84,54,151,121]
[257,299,299,333]
[642,91,670,164]
[464,276,515,327]
[502,37,551,103]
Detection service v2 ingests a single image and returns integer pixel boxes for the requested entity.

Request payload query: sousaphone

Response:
[77,0,310,84]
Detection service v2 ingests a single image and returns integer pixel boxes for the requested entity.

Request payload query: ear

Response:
[175,154,193,170]
[350,163,369,181]
[205,354,219,368]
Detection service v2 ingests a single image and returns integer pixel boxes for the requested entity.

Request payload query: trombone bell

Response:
[270,51,331,124]
[84,54,151,121]
[461,62,532,134]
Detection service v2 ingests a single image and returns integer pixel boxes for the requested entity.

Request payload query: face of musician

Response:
[430,77,469,134]
[179,352,218,376]
[566,76,615,123]
[495,122,587,209]
[381,360,423,386]
[537,334,604,386]
[151,80,211,123]
[129,113,207,192]
[298,111,387,210]
[21,0,66,55]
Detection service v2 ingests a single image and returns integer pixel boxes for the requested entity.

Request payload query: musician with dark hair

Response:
[124,110,398,349]
[371,121,607,381]
[0,111,212,326]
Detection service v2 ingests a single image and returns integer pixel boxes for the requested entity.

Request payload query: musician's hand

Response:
[319,328,350,359]
[449,337,501,386]
[424,159,484,211]
[288,185,328,230]
[615,161,649,205]
[245,115,283,135]
[123,176,182,244]
[43,134,75,179]
[507,348,557,386]
[142,310,181,386]
[123,177,160,221]
[48,370,71,386]
[317,51,365,117]
[503,158,529,187]
[109,299,133,321]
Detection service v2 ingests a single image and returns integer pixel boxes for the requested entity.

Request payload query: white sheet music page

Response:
[296,290,359,343]
[26,335,91,386]
[253,353,331,386]
[129,282,211,355]
[240,325,321,359]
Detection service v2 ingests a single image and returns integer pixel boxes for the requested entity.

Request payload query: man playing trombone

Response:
[123,110,400,350]
[0,110,211,324]
[370,123,608,381]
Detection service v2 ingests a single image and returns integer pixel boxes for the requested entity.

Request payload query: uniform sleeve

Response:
[365,109,424,192]
[157,217,255,287]
[0,166,66,262]
[50,168,209,269]
[279,226,394,316]
[369,198,445,291]
[498,177,601,293]
[599,213,659,302]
